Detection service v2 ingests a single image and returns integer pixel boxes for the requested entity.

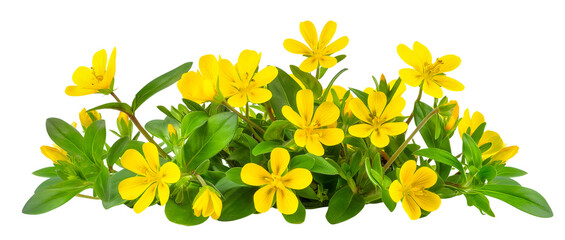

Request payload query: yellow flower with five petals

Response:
[348,91,408,148]
[177,54,221,104]
[284,20,349,72]
[192,186,223,220]
[397,42,463,98]
[118,142,181,213]
[241,148,312,215]
[389,160,441,220]
[219,50,278,107]
[282,89,344,156]
[65,48,116,96]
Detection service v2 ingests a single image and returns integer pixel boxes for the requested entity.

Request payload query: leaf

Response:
[183,98,206,112]
[132,62,193,112]
[165,183,208,226]
[325,187,365,224]
[382,188,397,212]
[413,148,464,174]
[267,68,302,120]
[414,102,438,148]
[88,102,132,115]
[348,88,368,105]
[283,201,306,224]
[46,118,86,158]
[477,165,497,182]
[145,117,178,140]
[318,55,346,78]
[83,120,106,164]
[263,120,292,141]
[225,167,245,185]
[22,178,89,215]
[497,166,527,178]
[181,111,208,138]
[184,112,238,171]
[218,187,256,221]
[463,133,482,168]
[478,184,553,218]
[290,65,323,98]
[464,192,495,217]
[251,140,282,156]
[310,155,339,175]
[32,167,57,178]
[98,169,136,209]
[289,154,316,170]
[193,160,210,175]
[106,137,130,169]
[319,68,348,102]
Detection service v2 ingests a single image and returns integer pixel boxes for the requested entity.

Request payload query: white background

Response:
[1,0,563,239]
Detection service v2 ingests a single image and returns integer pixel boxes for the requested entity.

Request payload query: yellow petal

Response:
[227,93,247,108]
[210,190,223,219]
[219,59,239,97]
[325,85,347,103]
[270,148,290,177]
[177,71,210,104]
[388,180,403,203]
[299,21,318,51]
[318,56,337,69]
[478,130,504,159]
[422,79,443,98]
[491,145,519,163]
[438,55,461,73]
[282,168,312,190]
[389,79,406,99]
[118,176,152,200]
[299,57,318,73]
[399,160,417,185]
[458,109,471,138]
[399,68,423,87]
[92,49,107,77]
[102,47,116,89]
[413,41,432,66]
[142,143,160,173]
[133,183,157,214]
[312,102,340,127]
[349,98,372,123]
[471,111,485,133]
[410,166,437,189]
[160,162,181,184]
[397,44,422,72]
[237,50,260,82]
[72,66,96,87]
[290,74,306,89]
[296,89,314,125]
[199,54,219,82]
[294,129,307,147]
[370,130,390,148]
[65,86,98,96]
[241,163,272,186]
[412,190,441,212]
[157,182,170,206]
[324,36,349,55]
[381,97,406,121]
[283,39,312,55]
[252,66,278,87]
[305,137,324,156]
[40,145,68,163]
[282,105,305,128]
[348,124,373,138]
[253,185,276,213]
[319,21,336,49]
[316,128,344,146]
[380,122,408,136]
[120,149,153,176]
[247,87,272,104]
[434,75,464,91]
[403,195,422,220]
[276,187,299,215]
[369,91,387,117]
[444,100,459,131]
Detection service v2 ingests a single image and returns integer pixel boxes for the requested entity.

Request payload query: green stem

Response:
[195,174,207,186]
[384,107,439,171]
[405,86,423,125]
[223,101,265,134]
[77,194,99,200]
[346,177,358,194]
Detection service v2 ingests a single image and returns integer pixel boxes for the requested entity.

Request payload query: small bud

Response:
[79,108,101,129]
[40,144,69,163]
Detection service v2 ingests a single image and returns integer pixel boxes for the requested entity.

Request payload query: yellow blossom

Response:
[398,42,463,98]
[40,145,69,163]
[241,148,312,215]
[177,54,220,104]
[389,160,441,220]
[79,108,101,129]
[325,85,353,116]
[348,91,408,148]
[284,20,349,72]
[458,109,485,138]
[118,112,130,127]
[118,142,180,213]
[282,89,344,156]
[65,48,116,96]
[491,145,519,164]
[444,100,459,131]
[193,186,223,220]
[219,50,278,108]
[167,124,176,136]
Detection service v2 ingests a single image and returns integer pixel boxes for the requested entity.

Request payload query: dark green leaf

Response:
[414,102,438,148]
[290,65,323,98]
[88,102,132,115]
[46,118,86,158]
[97,169,136,209]
[413,148,464,174]
[310,155,339,175]
[218,187,256,221]
[471,122,487,143]
[325,187,365,224]
[268,68,301,120]
[463,133,482,168]
[194,160,210,175]
[283,201,306,224]
[84,120,106,164]
[183,98,206,112]
[165,183,208,226]
[264,120,292,141]
[478,184,553,218]
[319,68,348,102]
[465,192,495,217]
[132,62,192,111]
[382,188,397,212]
[225,167,245,185]
[251,141,282,156]
[289,154,316,170]
[106,137,130,168]
[348,88,368,105]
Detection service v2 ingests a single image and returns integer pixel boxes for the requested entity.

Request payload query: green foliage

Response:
[23,178,90,215]
[217,187,256,221]
[46,118,86,158]
[478,184,553,218]
[290,65,323,98]
[165,183,208,226]
[325,187,364,224]
[268,68,301,120]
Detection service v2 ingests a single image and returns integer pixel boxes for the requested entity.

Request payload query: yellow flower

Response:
[457,109,484,138]
[118,142,181,213]
[167,124,176,136]
[389,160,441,220]
[241,148,312,215]
[283,20,349,72]
[348,91,408,148]
[40,145,69,163]
[118,112,130,127]
[65,48,116,96]
[192,186,223,220]
[491,145,519,164]
[79,108,101,129]
[282,89,344,156]
[397,42,463,98]
[325,85,353,116]
[443,100,459,131]
[219,50,278,108]
[478,130,505,159]
[177,54,220,104]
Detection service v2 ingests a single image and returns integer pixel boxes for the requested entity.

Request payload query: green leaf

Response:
[22,178,90,215]
[413,148,464,174]
[283,201,306,224]
[132,62,192,112]
[382,188,397,212]
[310,155,339,175]
[225,167,245,185]
[471,122,487,143]
[46,118,86,158]
[477,165,497,182]
[145,117,178,140]
[414,102,438,148]
[498,166,527,178]
[83,120,106,164]
[318,55,346,78]
[264,120,292,141]
[478,184,553,218]
[194,160,210,175]
[290,65,323,98]
[181,111,208,138]
[218,187,256,221]
[325,187,365,224]
[88,102,132,115]
[348,88,368,105]
[319,68,348,102]
[32,167,57,178]
[464,192,495,217]
[463,133,482,168]
[97,169,136,209]
[183,98,206,112]
[289,154,316,170]
[106,137,130,168]
[185,112,238,171]
[268,68,302,120]
[165,183,208,226]
[251,140,282,156]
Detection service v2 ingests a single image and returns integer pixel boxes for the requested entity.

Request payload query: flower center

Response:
[423,58,444,80]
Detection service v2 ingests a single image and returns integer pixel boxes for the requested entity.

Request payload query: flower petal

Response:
[305,137,324,156]
[319,56,337,69]
[411,166,437,189]
[199,54,219,82]
[276,187,299,215]
[142,142,160,173]
[294,129,307,147]
[270,148,290,177]
[399,68,423,87]
[412,190,441,212]
[133,183,157,214]
[160,162,181,184]
[157,181,170,206]
[92,49,107,77]
[177,71,209,103]
[317,128,344,146]
[324,36,349,55]
[282,105,305,128]
[438,54,461,73]
[72,66,96,87]
[434,75,464,91]
[381,96,406,121]
[299,21,318,51]
[118,176,152,200]
[296,89,314,125]
[402,195,422,220]
[241,163,271,186]
[282,168,312,190]
[219,58,239,97]
[65,86,98,96]
[284,39,312,55]
[40,145,68,163]
[471,111,485,133]
[380,122,408,136]
[299,57,318,73]
[253,185,276,213]
[210,190,223,220]
[388,180,403,203]
[370,91,387,117]
[458,109,471,138]
[399,160,417,185]
[312,102,340,127]
[252,66,278,87]
[370,130,390,148]
[349,98,372,123]
[397,44,422,72]
[121,149,152,176]
[319,21,336,49]
[492,146,519,163]
[247,87,272,104]
[422,79,443,98]
[227,92,247,108]
[237,50,260,82]
[413,41,432,66]
[348,123,373,138]
[478,130,504,159]
[102,47,116,88]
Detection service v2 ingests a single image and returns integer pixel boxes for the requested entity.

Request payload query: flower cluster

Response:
[25,20,552,225]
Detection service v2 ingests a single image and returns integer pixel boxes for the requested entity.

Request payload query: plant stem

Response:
[383,107,439,171]
[77,194,99,200]
[222,101,265,134]
[405,86,423,125]
[346,177,358,194]
[195,174,207,186]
